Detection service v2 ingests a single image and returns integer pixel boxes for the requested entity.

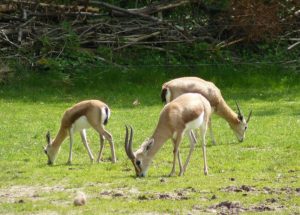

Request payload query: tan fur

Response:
[162,77,222,108]
[162,77,251,142]
[126,93,212,177]
[45,100,116,165]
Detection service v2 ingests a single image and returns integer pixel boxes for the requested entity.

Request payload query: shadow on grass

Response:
[1,66,299,108]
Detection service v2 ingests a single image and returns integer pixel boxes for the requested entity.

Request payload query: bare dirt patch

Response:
[221,185,299,196]
[207,200,285,214]
[0,185,76,203]
[98,186,193,201]
[221,185,256,193]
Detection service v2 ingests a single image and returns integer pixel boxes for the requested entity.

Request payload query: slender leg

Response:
[80,129,94,163]
[99,128,116,163]
[169,134,182,177]
[67,128,74,165]
[97,134,105,162]
[177,149,183,176]
[180,130,197,176]
[209,119,216,145]
[201,126,208,175]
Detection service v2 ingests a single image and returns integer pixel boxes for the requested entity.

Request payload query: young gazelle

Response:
[44,100,116,165]
[125,93,212,177]
[161,77,252,144]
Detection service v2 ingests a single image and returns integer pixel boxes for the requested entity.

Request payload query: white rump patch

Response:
[101,107,110,125]
[185,112,205,130]
[72,116,91,133]
[166,88,171,103]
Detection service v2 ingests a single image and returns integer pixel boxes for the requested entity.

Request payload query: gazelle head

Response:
[124,125,154,177]
[230,102,252,142]
[44,131,58,165]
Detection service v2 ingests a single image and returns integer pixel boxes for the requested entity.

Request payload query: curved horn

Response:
[246,110,252,123]
[235,101,243,116]
[46,131,51,145]
[125,125,135,160]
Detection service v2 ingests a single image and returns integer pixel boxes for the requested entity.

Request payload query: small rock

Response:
[17,199,24,204]
[160,178,166,183]
[138,195,148,200]
[73,191,86,206]
[100,191,111,196]
[112,192,124,197]
[240,185,255,192]
[266,198,277,203]
[177,192,183,196]
[159,194,171,199]
[211,194,217,200]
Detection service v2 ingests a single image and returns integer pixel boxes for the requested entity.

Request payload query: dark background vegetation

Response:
[0,0,299,97]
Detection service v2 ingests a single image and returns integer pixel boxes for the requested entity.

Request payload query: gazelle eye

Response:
[245,126,248,130]
[44,149,47,154]
[136,160,141,166]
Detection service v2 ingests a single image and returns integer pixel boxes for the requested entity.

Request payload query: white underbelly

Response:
[185,112,205,130]
[173,112,205,139]
[72,116,91,132]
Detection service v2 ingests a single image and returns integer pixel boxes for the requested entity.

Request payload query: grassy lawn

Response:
[0,67,299,214]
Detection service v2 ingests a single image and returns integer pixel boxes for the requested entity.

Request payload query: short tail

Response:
[103,106,109,125]
[161,87,167,103]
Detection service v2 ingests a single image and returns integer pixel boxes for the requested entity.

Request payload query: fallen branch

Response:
[90,1,161,22]
[114,31,161,50]
[288,41,300,50]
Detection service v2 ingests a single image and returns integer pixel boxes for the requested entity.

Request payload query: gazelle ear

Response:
[43,146,47,154]
[238,114,243,121]
[46,131,51,145]
[145,138,154,152]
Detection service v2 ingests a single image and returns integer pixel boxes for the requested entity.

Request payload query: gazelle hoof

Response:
[66,161,72,165]
[168,172,175,177]
[179,169,185,176]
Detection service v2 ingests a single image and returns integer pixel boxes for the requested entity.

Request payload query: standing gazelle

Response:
[44,100,116,165]
[125,93,212,177]
[161,77,252,144]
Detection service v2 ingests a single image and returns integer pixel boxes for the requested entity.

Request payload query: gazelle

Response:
[44,100,116,165]
[125,93,212,177]
[161,77,252,144]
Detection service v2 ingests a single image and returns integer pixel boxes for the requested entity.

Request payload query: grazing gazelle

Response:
[161,77,252,144]
[44,100,116,165]
[125,93,212,177]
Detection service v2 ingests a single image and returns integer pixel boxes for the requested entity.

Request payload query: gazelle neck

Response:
[51,127,68,149]
[216,100,239,126]
[147,125,171,158]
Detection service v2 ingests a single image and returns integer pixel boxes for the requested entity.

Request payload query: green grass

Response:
[0,67,299,214]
